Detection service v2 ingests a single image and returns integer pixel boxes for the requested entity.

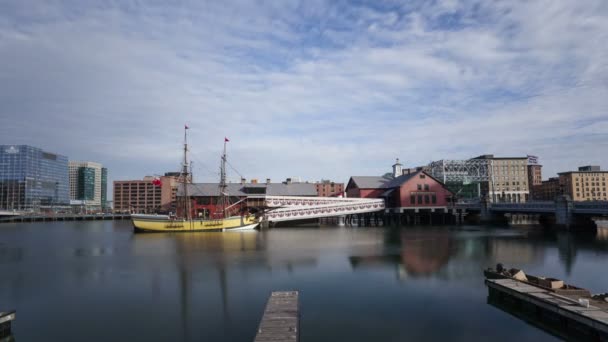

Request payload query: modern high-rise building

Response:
[69,161,106,210]
[0,145,69,210]
[101,167,108,209]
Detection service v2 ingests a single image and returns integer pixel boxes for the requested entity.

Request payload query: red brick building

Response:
[315,180,344,197]
[533,177,560,201]
[346,171,454,209]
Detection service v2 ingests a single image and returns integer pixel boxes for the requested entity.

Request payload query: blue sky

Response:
[1,0,607,196]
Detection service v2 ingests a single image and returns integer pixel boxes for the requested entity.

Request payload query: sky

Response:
[1,0,607,198]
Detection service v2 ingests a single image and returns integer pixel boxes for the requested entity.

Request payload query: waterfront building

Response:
[159,172,186,211]
[532,177,560,201]
[101,168,108,209]
[314,180,344,197]
[475,155,530,203]
[180,179,317,218]
[578,165,601,172]
[69,161,106,210]
[527,164,542,198]
[558,167,607,201]
[113,177,162,213]
[345,170,454,210]
[0,145,69,210]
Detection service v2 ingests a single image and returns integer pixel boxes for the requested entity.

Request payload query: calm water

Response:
[1,221,608,341]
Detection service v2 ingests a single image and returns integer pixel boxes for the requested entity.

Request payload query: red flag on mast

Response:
[152,177,162,187]
[185,125,189,129]
[225,137,229,142]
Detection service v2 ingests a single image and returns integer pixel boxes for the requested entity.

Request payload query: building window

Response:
[417,195,423,204]
[424,195,430,204]
[424,184,429,191]
[410,195,415,204]
[417,184,422,190]
[420,174,426,179]
[432,195,436,204]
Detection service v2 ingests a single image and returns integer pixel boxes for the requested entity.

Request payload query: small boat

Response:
[132,127,259,232]
[484,263,592,297]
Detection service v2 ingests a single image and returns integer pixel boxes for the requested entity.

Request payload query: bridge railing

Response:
[490,202,555,211]
[250,195,375,208]
[265,199,385,222]
[573,201,608,214]
[573,201,608,209]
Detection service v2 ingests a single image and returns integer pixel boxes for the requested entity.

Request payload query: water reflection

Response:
[132,231,263,339]
[487,295,569,341]
[0,245,22,263]
[3,222,608,341]
[349,228,548,280]
[348,227,608,282]
[350,230,454,279]
[130,230,321,340]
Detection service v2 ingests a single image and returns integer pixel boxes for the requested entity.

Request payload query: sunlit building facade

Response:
[559,168,607,201]
[475,155,529,203]
[69,161,105,210]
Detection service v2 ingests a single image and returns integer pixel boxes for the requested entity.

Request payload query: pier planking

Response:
[254,291,299,342]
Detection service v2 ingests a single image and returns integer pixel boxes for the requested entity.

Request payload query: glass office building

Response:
[101,167,108,209]
[0,145,69,210]
[77,167,96,201]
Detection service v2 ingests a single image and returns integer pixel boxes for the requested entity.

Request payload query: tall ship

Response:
[131,127,259,232]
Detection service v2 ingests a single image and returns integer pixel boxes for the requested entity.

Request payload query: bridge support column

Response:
[480,196,493,223]
[260,220,270,230]
[555,195,573,229]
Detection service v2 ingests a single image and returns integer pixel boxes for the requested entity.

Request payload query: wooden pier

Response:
[486,278,608,340]
[0,213,131,224]
[0,311,15,340]
[254,291,299,342]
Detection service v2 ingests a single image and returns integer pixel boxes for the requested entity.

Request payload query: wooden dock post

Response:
[254,291,299,342]
[0,310,15,339]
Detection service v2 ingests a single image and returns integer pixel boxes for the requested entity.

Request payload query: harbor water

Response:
[1,220,607,341]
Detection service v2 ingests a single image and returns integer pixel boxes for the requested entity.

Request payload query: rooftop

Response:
[177,182,318,197]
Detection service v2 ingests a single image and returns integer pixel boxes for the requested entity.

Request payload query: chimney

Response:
[286,178,292,185]
[266,178,271,184]
[241,177,246,184]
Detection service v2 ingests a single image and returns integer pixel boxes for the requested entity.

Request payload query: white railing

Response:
[258,196,385,222]
[251,195,376,208]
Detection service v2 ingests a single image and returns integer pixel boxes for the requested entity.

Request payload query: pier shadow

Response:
[486,287,605,341]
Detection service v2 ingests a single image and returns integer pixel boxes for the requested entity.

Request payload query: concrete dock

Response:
[0,311,15,340]
[254,291,299,342]
[486,278,608,340]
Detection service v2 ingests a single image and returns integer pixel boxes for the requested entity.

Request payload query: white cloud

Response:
[0,0,606,195]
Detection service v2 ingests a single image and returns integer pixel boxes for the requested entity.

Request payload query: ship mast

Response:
[218,138,228,219]
[181,126,191,220]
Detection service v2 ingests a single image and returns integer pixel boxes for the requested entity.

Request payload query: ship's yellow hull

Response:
[131,214,259,232]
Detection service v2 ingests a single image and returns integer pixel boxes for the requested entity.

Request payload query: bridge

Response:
[247,195,385,223]
[489,201,608,215]
[456,197,608,228]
